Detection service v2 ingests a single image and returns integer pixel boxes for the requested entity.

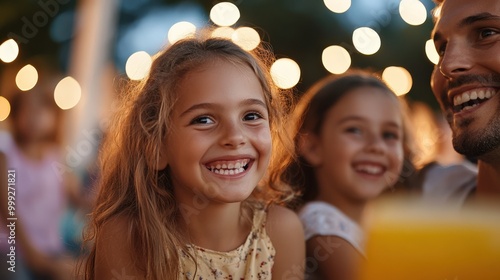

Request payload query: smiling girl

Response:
[284,71,411,280]
[82,35,304,279]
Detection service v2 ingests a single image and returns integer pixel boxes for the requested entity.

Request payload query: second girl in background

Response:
[284,70,414,279]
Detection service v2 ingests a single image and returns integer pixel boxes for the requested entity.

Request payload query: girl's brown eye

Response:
[190,116,214,125]
[345,127,362,135]
[243,112,263,121]
[383,131,399,140]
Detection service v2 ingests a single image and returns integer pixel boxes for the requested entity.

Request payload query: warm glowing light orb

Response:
[324,0,351,13]
[382,66,413,96]
[125,51,152,80]
[432,5,442,19]
[322,45,351,74]
[399,0,427,26]
[232,27,260,51]
[16,64,38,91]
[168,21,196,45]
[0,96,10,121]
[54,76,81,110]
[0,39,19,63]
[210,2,240,27]
[352,27,381,55]
[270,58,301,89]
[425,39,439,65]
[211,27,235,39]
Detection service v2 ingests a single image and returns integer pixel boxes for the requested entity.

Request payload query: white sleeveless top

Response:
[299,201,365,256]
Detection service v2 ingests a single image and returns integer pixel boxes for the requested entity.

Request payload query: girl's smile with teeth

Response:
[353,163,385,176]
[205,159,251,175]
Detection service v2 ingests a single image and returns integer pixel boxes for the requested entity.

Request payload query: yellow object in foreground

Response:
[360,198,500,280]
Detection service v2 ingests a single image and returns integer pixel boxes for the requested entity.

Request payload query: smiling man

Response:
[431,0,500,198]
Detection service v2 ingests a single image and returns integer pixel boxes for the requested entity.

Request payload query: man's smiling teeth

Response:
[354,164,383,175]
[206,159,250,175]
[453,89,497,112]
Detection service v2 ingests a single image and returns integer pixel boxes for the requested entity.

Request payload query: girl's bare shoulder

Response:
[266,205,306,279]
[95,214,145,279]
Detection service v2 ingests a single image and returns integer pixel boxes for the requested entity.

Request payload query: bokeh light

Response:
[382,66,413,96]
[352,27,381,55]
[211,26,235,39]
[270,58,301,89]
[425,39,439,65]
[399,0,427,26]
[125,51,152,80]
[210,2,240,27]
[232,27,260,51]
[324,0,351,14]
[15,64,38,91]
[167,21,197,45]
[322,45,351,74]
[0,39,19,63]
[432,4,442,19]
[0,96,10,121]
[54,76,81,110]
[116,3,205,69]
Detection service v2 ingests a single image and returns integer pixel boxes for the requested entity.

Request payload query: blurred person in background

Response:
[0,63,87,280]
[407,101,464,167]
[404,100,477,207]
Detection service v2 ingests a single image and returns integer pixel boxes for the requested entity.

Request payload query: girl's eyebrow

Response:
[337,115,365,124]
[180,103,214,117]
[337,116,402,128]
[180,98,267,117]
[240,98,267,110]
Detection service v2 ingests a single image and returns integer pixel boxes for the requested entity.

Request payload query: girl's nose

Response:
[220,121,246,148]
[365,134,386,155]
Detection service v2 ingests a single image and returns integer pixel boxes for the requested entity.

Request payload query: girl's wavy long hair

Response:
[82,35,296,279]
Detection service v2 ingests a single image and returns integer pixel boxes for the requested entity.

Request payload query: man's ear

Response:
[157,144,168,170]
[297,133,323,166]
